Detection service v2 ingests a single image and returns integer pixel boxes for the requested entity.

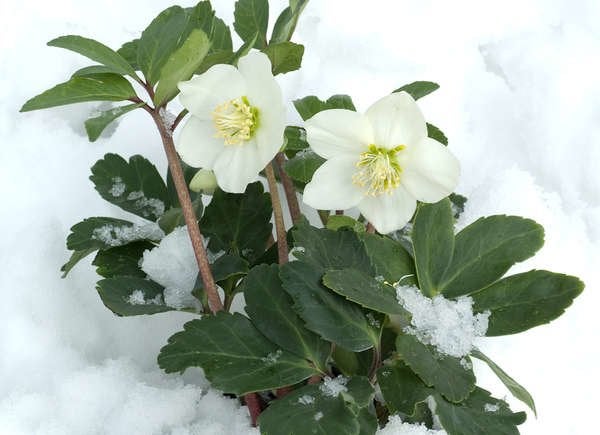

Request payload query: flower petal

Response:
[212,142,263,193]
[302,156,363,210]
[358,187,417,234]
[400,137,460,202]
[178,64,246,119]
[365,92,427,148]
[176,116,224,168]
[305,109,373,159]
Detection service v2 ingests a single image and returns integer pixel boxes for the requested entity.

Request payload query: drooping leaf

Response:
[47,35,138,79]
[20,74,136,112]
[244,264,330,372]
[92,240,154,278]
[393,81,440,99]
[427,122,448,145]
[270,0,309,43]
[61,248,97,277]
[201,182,272,262]
[280,261,378,352]
[471,270,584,335]
[293,94,356,121]
[263,41,304,75]
[158,312,317,394]
[90,153,169,221]
[471,349,536,415]
[361,233,416,285]
[96,276,175,316]
[378,361,433,415]
[396,334,475,403]
[233,0,269,49]
[84,103,144,142]
[440,215,545,298]
[284,149,325,184]
[411,199,455,297]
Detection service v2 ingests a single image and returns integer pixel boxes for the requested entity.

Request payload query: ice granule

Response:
[298,395,315,405]
[126,290,163,305]
[126,191,165,218]
[92,223,164,247]
[261,349,283,365]
[159,107,176,133]
[484,403,500,413]
[395,285,490,358]
[109,176,126,197]
[366,313,381,329]
[377,416,447,435]
[319,376,348,398]
[313,411,323,421]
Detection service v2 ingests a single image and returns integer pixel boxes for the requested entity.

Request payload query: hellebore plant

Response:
[21,1,584,434]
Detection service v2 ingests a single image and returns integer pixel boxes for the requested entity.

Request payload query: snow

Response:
[92,222,164,247]
[484,403,501,413]
[109,176,126,197]
[127,289,163,306]
[297,395,315,405]
[261,349,283,365]
[2,0,599,434]
[126,190,166,218]
[395,285,490,358]
[376,416,446,435]
[319,376,348,398]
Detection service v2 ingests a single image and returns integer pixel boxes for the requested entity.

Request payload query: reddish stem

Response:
[366,222,376,234]
[274,152,302,223]
[265,162,289,264]
[244,393,262,427]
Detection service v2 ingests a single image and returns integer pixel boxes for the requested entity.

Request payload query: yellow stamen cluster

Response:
[352,144,405,196]
[212,96,259,145]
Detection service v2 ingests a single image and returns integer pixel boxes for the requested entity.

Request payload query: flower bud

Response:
[189,169,218,194]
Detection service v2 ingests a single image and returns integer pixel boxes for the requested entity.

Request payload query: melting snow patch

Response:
[109,176,126,197]
[319,376,348,398]
[126,290,163,306]
[298,395,315,405]
[313,411,323,421]
[485,403,500,413]
[159,107,176,133]
[127,191,165,218]
[92,223,164,247]
[395,285,490,358]
[261,350,283,365]
[377,415,447,434]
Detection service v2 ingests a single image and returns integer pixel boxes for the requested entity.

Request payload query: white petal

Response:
[176,116,224,168]
[358,187,417,234]
[365,92,427,148]
[178,64,246,119]
[401,137,460,202]
[305,109,373,159]
[254,105,286,166]
[212,142,263,193]
[302,156,363,210]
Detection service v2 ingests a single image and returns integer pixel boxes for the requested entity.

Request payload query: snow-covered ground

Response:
[1,0,599,433]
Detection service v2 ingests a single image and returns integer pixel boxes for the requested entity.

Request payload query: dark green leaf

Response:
[343,376,375,408]
[284,149,325,184]
[201,182,272,262]
[449,193,467,219]
[471,349,536,415]
[90,153,169,221]
[263,41,304,75]
[427,122,448,145]
[244,264,330,371]
[61,248,96,277]
[293,94,356,121]
[393,81,440,99]
[378,361,433,415]
[411,199,455,297]
[72,65,116,77]
[472,270,583,335]
[280,261,378,352]
[440,216,545,297]
[361,233,416,285]
[92,240,154,278]
[332,346,372,377]
[209,17,233,52]
[232,33,259,65]
[283,126,309,157]
[48,35,138,78]
[234,0,269,49]
[396,335,475,402]
[117,39,140,69]
[270,0,309,44]
[158,312,317,394]
[96,276,174,316]
[157,198,203,234]
[356,408,378,435]
[66,217,147,252]
[20,74,136,112]
[84,103,143,142]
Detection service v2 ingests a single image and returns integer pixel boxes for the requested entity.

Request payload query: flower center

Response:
[352,144,405,196]
[212,96,259,145]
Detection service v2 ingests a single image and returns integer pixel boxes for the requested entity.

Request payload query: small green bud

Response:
[189,169,218,194]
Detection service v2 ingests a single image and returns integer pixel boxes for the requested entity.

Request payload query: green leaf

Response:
[393,81,440,99]
[201,182,273,262]
[20,74,136,112]
[66,217,138,252]
[211,253,249,282]
[158,312,317,394]
[332,346,372,377]
[233,0,269,49]
[378,361,433,415]
[427,122,448,145]
[323,269,406,315]
[153,29,211,105]
[356,408,378,435]
[117,39,140,69]
[166,160,201,208]
[72,65,117,77]
[449,193,467,219]
[440,216,545,297]
[96,276,175,316]
[280,261,378,352]
[361,233,416,285]
[326,215,366,233]
[61,248,96,277]
[293,94,356,121]
[243,264,330,371]
[84,103,143,142]
[262,41,304,75]
[48,35,138,79]
[92,241,154,278]
[90,153,169,221]
[258,383,361,435]
[471,270,584,335]
[396,335,475,403]
[283,126,309,157]
[432,388,526,435]
[411,199,455,297]
[343,376,375,408]
[209,17,233,52]
[270,0,309,43]
[157,198,203,234]
[284,149,325,184]
[471,349,536,415]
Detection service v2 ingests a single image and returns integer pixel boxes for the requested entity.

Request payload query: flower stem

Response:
[150,111,223,313]
[244,393,262,427]
[265,162,289,264]
[274,152,301,223]
[366,222,376,234]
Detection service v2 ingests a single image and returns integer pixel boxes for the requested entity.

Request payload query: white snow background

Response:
[1,0,599,433]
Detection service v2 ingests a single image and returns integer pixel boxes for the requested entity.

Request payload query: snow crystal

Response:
[485,403,500,413]
[109,176,126,197]
[366,313,381,329]
[261,349,283,365]
[376,416,447,435]
[319,376,348,398]
[92,223,164,247]
[395,285,490,358]
[126,290,163,306]
[460,358,473,370]
[126,191,165,218]
[313,411,323,421]
[159,107,176,134]
[298,395,315,405]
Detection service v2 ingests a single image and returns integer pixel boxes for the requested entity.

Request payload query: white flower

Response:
[303,92,460,234]
[175,52,285,193]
